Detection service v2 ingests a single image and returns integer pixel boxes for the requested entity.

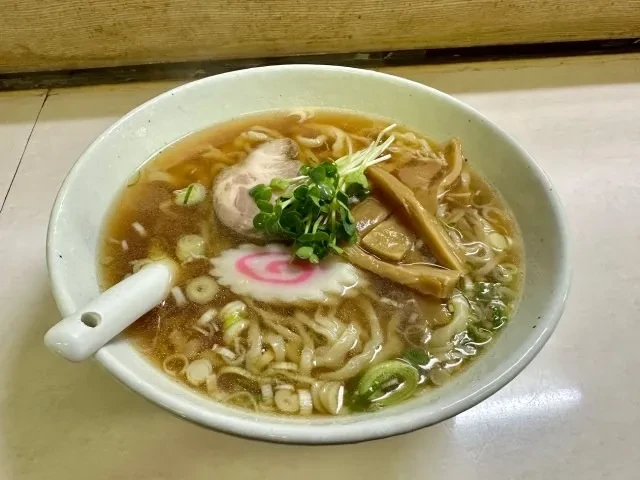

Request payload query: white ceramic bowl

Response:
[47,65,570,444]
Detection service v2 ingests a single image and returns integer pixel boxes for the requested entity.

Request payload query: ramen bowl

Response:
[47,65,570,444]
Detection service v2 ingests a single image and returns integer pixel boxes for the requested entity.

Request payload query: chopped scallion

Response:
[183,184,194,204]
[350,359,419,410]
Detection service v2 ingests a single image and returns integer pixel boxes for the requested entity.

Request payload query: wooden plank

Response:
[1,0,639,73]
[378,53,640,94]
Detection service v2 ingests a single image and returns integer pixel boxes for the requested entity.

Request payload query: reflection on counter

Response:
[454,387,582,427]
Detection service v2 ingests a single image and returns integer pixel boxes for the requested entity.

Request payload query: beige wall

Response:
[1,0,639,73]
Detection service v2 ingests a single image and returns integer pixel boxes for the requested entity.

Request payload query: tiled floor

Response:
[0,54,639,480]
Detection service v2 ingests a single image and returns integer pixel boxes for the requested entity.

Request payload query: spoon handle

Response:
[45,262,174,362]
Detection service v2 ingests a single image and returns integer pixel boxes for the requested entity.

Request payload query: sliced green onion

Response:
[489,302,508,329]
[176,234,206,262]
[174,183,206,206]
[356,360,419,408]
[223,313,241,330]
[183,184,194,204]
[474,282,497,302]
[220,300,247,330]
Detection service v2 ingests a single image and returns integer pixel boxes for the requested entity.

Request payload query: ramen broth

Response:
[99,110,523,416]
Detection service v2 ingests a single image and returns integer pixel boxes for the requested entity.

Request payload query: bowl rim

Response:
[46,64,571,444]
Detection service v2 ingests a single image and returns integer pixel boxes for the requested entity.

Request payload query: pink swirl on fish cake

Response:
[235,252,315,285]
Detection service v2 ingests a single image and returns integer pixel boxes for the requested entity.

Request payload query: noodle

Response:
[295,134,327,148]
[319,299,383,380]
[249,303,301,341]
[245,321,263,373]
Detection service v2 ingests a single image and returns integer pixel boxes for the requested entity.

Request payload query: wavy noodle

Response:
[304,123,353,158]
[497,285,518,300]
[288,109,313,123]
[314,310,345,337]
[147,170,177,184]
[462,241,495,265]
[264,333,287,362]
[301,147,320,165]
[471,190,491,208]
[469,300,487,322]
[254,350,275,371]
[311,381,344,415]
[265,362,298,373]
[493,263,519,283]
[289,318,314,350]
[243,131,269,143]
[245,321,263,373]
[444,208,466,224]
[223,318,250,345]
[218,366,270,384]
[295,134,327,148]
[299,347,314,376]
[315,322,360,368]
[430,294,470,347]
[200,146,235,164]
[250,125,284,138]
[473,253,504,278]
[348,133,372,146]
[285,340,302,364]
[310,382,327,414]
[320,298,382,381]
[213,342,247,367]
[439,140,464,192]
[294,311,339,344]
[396,131,420,145]
[248,302,301,341]
[481,205,510,227]
[459,170,471,191]
[456,217,476,239]
[372,314,404,366]
[271,371,317,385]
[399,323,431,349]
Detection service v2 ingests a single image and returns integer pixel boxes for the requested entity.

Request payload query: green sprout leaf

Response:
[249,124,397,262]
[249,184,272,202]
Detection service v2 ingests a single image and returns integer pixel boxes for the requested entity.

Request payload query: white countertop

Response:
[0,54,638,479]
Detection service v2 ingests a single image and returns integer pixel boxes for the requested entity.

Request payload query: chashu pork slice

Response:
[213,139,300,238]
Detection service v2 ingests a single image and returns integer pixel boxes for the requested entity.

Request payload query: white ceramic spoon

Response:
[44,261,175,362]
